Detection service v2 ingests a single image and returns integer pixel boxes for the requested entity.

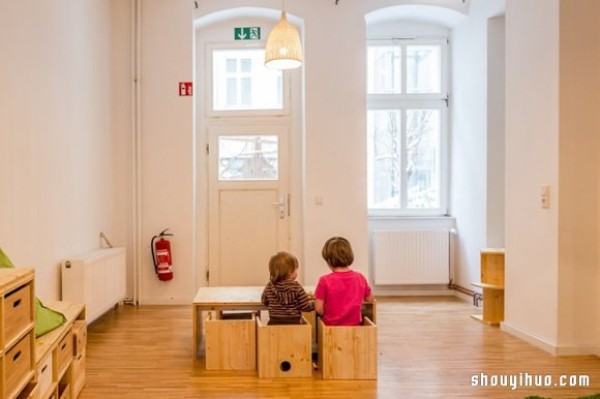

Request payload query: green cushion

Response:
[0,246,15,268]
[35,298,67,337]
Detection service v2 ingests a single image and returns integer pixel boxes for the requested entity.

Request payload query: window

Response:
[367,39,448,216]
[211,48,284,113]
[218,135,278,181]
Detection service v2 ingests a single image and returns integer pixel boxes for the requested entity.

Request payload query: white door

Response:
[208,124,290,286]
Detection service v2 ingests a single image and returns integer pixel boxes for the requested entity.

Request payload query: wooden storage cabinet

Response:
[1,269,86,399]
[35,302,85,399]
[471,248,505,326]
[1,269,36,399]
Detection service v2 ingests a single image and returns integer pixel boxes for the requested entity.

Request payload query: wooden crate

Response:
[205,312,256,370]
[36,352,54,398]
[256,316,312,378]
[3,284,33,346]
[72,320,87,356]
[71,350,86,398]
[5,332,34,396]
[318,317,377,380]
[56,330,74,377]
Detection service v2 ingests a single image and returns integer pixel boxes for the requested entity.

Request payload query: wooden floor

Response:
[80,297,600,399]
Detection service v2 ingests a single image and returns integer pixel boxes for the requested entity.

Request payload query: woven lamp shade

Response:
[264,11,303,70]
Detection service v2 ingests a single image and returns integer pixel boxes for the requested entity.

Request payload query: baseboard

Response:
[373,284,454,296]
[139,296,191,305]
[500,321,558,355]
[501,322,600,357]
[554,345,600,356]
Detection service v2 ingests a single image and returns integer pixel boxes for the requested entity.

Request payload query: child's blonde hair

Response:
[321,237,354,268]
[269,251,298,283]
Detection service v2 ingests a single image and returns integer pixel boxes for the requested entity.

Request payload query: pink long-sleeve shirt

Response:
[314,270,372,326]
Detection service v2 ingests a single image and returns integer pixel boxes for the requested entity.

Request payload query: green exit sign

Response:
[234,27,261,41]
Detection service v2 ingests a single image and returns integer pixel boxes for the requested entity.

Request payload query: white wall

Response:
[0,1,128,300]
[503,0,560,350]
[556,0,600,354]
[486,16,505,248]
[138,0,196,304]
[450,0,505,291]
[503,0,600,356]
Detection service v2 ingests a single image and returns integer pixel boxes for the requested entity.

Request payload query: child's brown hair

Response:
[269,251,298,283]
[321,237,354,268]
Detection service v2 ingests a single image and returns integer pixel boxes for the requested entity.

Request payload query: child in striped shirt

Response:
[261,251,314,325]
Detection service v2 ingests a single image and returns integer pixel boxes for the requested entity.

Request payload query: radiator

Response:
[61,247,126,323]
[372,230,450,285]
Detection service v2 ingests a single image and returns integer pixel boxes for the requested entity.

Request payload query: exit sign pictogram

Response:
[234,27,261,41]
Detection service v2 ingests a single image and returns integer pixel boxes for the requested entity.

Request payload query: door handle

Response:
[272,198,285,219]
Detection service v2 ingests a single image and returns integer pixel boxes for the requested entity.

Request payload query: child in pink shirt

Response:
[314,237,374,326]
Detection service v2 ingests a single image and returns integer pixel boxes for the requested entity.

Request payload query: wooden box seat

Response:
[317,317,377,380]
[204,312,257,370]
[256,316,312,378]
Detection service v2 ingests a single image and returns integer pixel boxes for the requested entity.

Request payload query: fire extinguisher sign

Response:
[179,82,193,96]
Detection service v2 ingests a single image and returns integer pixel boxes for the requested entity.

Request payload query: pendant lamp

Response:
[264,10,303,70]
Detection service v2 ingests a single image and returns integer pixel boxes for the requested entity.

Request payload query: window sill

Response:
[368,215,456,230]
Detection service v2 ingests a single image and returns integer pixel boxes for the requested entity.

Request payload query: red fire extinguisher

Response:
[151,228,174,281]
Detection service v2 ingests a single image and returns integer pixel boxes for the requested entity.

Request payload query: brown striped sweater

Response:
[261,279,314,324]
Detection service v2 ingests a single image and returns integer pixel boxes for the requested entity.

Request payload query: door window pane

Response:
[368,46,401,94]
[407,45,441,94]
[218,135,278,181]
[213,49,283,111]
[367,110,402,209]
[406,109,440,208]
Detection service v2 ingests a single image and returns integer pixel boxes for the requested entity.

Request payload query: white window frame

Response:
[367,38,449,217]
[206,43,291,118]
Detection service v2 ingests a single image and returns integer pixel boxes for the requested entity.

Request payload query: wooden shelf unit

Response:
[0,269,86,399]
[471,248,505,326]
[35,301,86,399]
[1,268,36,399]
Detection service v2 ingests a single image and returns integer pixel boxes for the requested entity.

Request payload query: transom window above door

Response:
[210,47,288,115]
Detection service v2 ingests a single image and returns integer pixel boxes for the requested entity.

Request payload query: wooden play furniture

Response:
[317,317,377,380]
[471,248,505,326]
[204,312,256,370]
[36,301,86,399]
[0,269,86,399]
[256,316,312,378]
[192,286,376,361]
[1,269,35,399]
